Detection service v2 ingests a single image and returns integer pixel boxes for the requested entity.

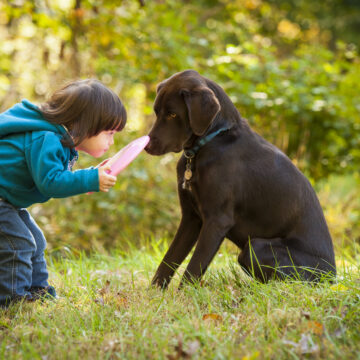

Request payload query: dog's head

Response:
[145,70,221,155]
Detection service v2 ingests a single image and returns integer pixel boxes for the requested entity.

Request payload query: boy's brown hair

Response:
[39,79,127,147]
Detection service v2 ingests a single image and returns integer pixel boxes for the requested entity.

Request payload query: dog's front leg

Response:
[180,215,232,287]
[151,214,202,289]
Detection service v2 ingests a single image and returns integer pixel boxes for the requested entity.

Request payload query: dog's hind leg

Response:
[238,237,336,282]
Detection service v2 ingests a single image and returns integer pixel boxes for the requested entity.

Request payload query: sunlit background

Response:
[0,0,359,256]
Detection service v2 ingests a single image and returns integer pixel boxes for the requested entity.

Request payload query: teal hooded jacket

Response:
[0,99,99,208]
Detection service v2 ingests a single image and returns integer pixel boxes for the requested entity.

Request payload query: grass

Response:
[0,239,359,360]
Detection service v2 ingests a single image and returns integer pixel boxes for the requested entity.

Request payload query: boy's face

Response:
[76,130,116,158]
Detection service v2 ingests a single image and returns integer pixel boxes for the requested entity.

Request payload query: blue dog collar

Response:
[182,126,229,191]
[184,127,229,158]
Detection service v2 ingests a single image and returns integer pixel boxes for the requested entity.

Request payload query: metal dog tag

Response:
[182,178,192,190]
[182,156,193,190]
[184,168,192,180]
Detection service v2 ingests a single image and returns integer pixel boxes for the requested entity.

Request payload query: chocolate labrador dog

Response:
[145,70,336,289]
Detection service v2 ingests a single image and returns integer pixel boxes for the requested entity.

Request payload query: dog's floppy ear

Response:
[181,87,220,136]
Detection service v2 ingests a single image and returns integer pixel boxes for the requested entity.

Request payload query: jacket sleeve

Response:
[25,132,99,198]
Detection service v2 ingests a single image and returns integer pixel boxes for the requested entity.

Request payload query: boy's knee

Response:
[18,209,46,255]
[0,231,36,254]
[33,233,46,256]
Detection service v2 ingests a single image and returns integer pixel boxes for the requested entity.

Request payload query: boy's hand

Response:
[98,164,117,192]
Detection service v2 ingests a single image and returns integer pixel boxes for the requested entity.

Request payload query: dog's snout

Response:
[144,136,159,154]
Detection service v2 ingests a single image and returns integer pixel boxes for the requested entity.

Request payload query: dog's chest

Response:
[178,155,212,194]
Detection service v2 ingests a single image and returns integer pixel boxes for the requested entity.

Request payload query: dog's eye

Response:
[167,113,177,119]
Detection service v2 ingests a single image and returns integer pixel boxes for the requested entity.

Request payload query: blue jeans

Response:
[0,200,49,306]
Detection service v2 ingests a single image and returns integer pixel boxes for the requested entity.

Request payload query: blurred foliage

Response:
[316,173,360,255]
[0,0,359,250]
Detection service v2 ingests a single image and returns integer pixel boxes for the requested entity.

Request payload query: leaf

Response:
[307,321,324,336]
[202,313,223,322]
[330,283,349,292]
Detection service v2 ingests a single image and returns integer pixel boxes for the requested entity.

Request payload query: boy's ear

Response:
[181,87,220,136]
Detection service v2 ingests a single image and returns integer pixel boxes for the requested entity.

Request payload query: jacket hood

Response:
[0,99,66,138]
